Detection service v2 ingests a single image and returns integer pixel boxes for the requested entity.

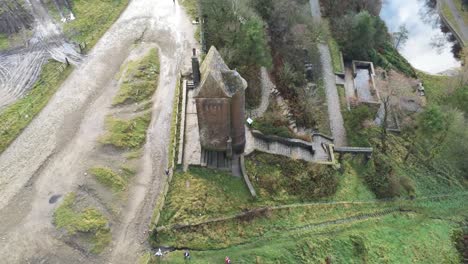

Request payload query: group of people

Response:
[155,248,232,263]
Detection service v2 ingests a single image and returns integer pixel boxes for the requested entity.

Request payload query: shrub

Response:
[343,105,374,146]
[364,153,403,198]
[246,152,338,201]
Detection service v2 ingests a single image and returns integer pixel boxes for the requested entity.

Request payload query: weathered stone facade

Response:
[194,46,247,157]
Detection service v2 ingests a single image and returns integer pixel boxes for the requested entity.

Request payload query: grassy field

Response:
[113,48,160,106]
[152,122,466,263]
[64,0,129,50]
[149,163,468,263]
[0,61,71,154]
[53,193,111,254]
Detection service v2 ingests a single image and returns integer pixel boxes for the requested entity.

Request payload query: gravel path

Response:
[0,0,196,262]
[318,44,346,146]
[249,67,272,118]
[309,0,347,146]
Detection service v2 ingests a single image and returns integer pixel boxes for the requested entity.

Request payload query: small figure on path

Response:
[165,169,170,176]
[155,248,163,257]
[184,250,191,260]
[225,256,231,264]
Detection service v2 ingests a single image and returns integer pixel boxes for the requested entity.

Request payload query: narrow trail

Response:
[0,0,196,263]
[309,0,347,147]
[249,67,271,118]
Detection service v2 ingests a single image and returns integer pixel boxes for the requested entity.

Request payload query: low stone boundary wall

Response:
[240,155,257,198]
[251,130,315,154]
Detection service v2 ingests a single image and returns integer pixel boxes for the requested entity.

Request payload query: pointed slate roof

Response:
[194,46,247,98]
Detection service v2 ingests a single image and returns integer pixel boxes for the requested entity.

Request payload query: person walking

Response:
[225,256,231,264]
[184,250,191,260]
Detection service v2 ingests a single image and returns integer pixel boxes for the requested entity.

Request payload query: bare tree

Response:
[380,95,390,154]
[393,24,409,50]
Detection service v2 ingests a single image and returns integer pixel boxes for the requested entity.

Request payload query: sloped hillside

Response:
[0,0,33,35]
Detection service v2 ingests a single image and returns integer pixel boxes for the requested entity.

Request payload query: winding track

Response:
[0,0,196,263]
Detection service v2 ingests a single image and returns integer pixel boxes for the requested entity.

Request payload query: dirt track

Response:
[0,0,196,263]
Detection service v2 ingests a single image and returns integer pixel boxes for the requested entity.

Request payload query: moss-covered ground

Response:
[88,166,135,193]
[113,48,160,106]
[99,113,151,150]
[53,193,111,254]
[0,33,9,50]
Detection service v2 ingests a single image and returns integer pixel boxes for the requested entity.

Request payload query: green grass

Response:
[99,113,151,149]
[64,0,130,50]
[158,167,253,227]
[0,33,9,50]
[417,71,450,104]
[441,2,462,35]
[0,61,72,154]
[337,84,347,111]
[328,37,344,73]
[88,166,133,192]
[157,212,462,263]
[245,152,338,203]
[53,193,111,254]
[168,75,182,169]
[113,48,160,106]
[153,153,466,263]
[179,0,198,20]
[333,161,375,201]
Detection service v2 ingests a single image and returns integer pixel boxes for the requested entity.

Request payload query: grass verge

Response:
[0,33,9,50]
[113,48,160,106]
[99,113,151,149]
[168,75,182,169]
[328,37,343,73]
[64,0,129,51]
[0,61,71,154]
[53,193,111,254]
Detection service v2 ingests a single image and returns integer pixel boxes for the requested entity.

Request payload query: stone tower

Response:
[193,46,247,172]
